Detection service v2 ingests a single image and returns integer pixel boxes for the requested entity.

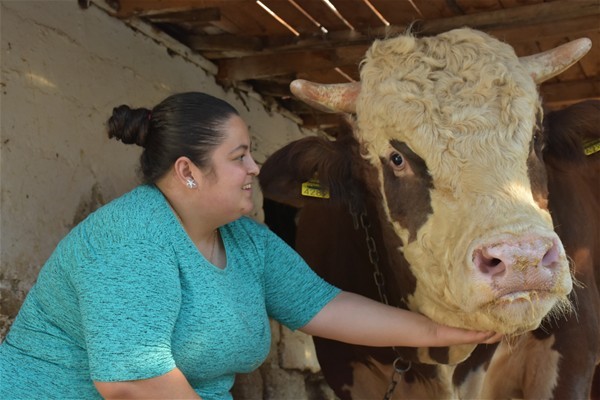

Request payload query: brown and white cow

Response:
[259,28,599,399]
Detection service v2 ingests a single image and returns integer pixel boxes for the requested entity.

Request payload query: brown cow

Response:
[259,28,599,399]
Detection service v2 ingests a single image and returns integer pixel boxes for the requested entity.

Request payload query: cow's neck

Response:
[368,200,479,365]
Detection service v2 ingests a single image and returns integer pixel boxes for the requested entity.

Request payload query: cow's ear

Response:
[259,135,359,209]
[259,136,340,208]
[544,100,600,164]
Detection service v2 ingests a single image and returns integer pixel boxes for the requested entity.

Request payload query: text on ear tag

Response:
[583,138,600,156]
[301,179,330,199]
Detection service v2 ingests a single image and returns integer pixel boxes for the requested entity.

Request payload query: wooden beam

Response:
[217,45,368,81]
[187,34,264,52]
[541,77,600,108]
[416,1,600,35]
[299,113,345,129]
[144,7,220,24]
[248,80,292,97]
[189,29,370,57]
[112,0,242,18]
[488,15,600,44]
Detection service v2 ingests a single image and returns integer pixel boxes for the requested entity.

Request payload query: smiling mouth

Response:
[242,184,252,190]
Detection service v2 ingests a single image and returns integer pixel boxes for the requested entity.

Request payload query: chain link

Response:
[352,206,411,400]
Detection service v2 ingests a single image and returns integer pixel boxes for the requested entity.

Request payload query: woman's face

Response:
[203,114,260,218]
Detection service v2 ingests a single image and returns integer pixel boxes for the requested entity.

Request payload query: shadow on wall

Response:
[71,183,107,228]
[0,183,108,340]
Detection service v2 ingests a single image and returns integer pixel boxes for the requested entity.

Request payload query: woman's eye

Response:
[390,152,404,167]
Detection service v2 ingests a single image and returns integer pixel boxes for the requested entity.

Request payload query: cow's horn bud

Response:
[520,37,592,84]
[290,79,360,114]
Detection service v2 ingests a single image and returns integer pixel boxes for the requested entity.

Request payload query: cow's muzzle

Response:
[472,236,566,295]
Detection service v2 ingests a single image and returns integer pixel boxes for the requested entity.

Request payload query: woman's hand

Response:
[301,291,502,348]
[430,323,503,346]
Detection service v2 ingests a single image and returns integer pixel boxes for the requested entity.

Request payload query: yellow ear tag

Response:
[583,138,600,156]
[301,179,330,199]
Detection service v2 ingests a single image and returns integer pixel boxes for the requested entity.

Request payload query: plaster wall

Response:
[1,2,332,398]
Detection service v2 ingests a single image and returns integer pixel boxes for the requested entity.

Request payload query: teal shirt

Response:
[0,185,340,399]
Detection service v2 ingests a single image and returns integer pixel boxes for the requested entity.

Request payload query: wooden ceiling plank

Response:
[410,0,456,19]
[296,67,354,84]
[541,77,600,106]
[293,0,350,32]
[299,112,345,129]
[217,44,368,81]
[488,15,600,44]
[113,0,243,18]
[337,64,361,81]
[511,41,542,58]
[497,0,543,8]
[248,79,293,97]
[261,0,322,35]
[187,34,264,52]
[454,0,503,15]
[331,0,384,32]
[368,0,426,26]
[189,28,372,57]
[218,2,291,36]
[144,7,220,24]
[418,1,600,35]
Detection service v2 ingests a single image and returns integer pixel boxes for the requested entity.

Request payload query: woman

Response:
[0,92,500,399]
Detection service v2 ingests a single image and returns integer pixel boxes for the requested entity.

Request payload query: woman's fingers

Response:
[481,331,504,344]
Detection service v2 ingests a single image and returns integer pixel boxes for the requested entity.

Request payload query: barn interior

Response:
[2,1,599,398]
[92,0,599,136]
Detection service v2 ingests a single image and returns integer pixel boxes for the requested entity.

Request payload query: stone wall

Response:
[0,2,335,398]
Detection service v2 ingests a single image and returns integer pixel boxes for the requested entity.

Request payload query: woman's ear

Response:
[173,157,198,189]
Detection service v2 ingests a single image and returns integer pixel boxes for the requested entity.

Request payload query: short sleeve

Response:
[262,229,341,330]
[70,239,181,382]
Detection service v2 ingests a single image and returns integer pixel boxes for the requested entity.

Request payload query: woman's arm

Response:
[94,368,201,399]
[300,291,501,347]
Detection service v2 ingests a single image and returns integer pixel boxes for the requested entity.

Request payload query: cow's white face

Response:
[356,29,573,335]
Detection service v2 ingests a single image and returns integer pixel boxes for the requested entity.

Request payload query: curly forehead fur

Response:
[356,28,540,188]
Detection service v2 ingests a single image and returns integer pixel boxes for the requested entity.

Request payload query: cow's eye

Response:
[390,152,404,168]
[531,128,545,155]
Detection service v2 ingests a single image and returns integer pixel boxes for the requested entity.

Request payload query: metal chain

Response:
[351,206,411,400]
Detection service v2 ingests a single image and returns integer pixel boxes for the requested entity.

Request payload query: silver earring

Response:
[186,178,197,189]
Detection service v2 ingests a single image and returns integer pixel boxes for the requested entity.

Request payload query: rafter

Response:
[541,77,600,109]
[217,44,367,81]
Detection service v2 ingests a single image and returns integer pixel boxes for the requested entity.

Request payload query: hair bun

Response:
[107,105,151,147]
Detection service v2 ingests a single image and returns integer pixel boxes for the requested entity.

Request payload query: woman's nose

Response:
[247,156,260,176]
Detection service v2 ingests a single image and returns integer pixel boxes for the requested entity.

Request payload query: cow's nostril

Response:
[473,249,507,276]
[541,240,560,268]
[489,258,502,267]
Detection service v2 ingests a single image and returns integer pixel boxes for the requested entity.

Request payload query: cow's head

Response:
[269,29,591,339]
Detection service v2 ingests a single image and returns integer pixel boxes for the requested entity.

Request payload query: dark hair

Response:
[107,92,239,183]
